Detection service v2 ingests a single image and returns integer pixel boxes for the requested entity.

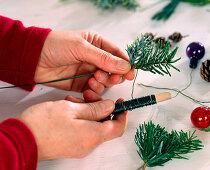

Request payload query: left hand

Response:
[34,30,134,101]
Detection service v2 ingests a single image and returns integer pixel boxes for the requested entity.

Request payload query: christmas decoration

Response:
[60,0,139,10]
[200,59,210,82]
[168,32,188,43]
[191,106,210,129]
[144,32,155,40]
[144,32,188,47]
[154,36,169,48]
[186,42,205,68]
[135,121,203,170]
[152,0,210,21]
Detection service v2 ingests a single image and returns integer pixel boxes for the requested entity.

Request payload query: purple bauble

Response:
[186,42,205,68]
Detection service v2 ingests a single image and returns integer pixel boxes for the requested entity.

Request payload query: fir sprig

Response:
[135,121,203,169]
[93,0,139,9]
[152,0,210,21]
[126,34,180,76]
[60,0,139,10]
[200,126,210,132]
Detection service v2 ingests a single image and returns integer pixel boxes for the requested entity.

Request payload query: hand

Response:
[18,97,128,161]
[34,31,134,100]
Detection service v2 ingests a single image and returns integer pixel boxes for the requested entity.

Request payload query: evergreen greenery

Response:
[200,126,210,132]
[135,121,203,170]
[152,0,210,21]
[93,0,139,9]
[60,0,139,10]
[126,34,180,76]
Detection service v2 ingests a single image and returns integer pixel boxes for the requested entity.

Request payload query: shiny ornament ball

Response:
[186,42,205,68]
[191,107,210,129]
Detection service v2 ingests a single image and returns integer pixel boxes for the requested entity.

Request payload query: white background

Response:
[0,0,210,169]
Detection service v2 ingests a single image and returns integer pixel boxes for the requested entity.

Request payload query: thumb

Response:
[76,100,115,121]
[80,42,131,74]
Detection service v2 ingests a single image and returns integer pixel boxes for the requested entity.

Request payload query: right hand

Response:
[18,97,128,161]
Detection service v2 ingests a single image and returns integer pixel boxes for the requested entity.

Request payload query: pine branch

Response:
[135,121,203,169]
[60,0,139,10]
[92,0,139,10]
[152,0,181,21]
[126,34,180,76]
[182,0,210,6]
[152,0,210,21]
[200,126,210,132]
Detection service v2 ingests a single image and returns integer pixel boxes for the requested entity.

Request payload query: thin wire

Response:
[0,72,95,90]
[173,69,193,98]
[138,70,210,108]
[131,69,138,99]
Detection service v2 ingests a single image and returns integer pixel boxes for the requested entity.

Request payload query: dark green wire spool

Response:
[103,94,157,120]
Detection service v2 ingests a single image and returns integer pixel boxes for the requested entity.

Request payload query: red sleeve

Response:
[0,15,51,91]
[0,118,38,170]
[0,16,52,170]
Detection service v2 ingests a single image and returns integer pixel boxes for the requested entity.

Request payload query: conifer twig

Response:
[135,121,203,169]
[126,34,180,76]
[126,34,180,98]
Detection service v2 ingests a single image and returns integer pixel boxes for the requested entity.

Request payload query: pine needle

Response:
[135,121,203,168]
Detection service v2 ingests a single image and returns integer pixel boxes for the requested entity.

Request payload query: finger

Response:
[101,40,129,61]
[84,32,129,61]
[114,98,129,121]
[96,115,128,142]
[76,99,115,121]
[97,98,129,141]
[79,41,131,74]
[110,74,124,84]
[94,70,113,88]
[83,89,103,102]
[88,77,105,94]
[65,95,85,103]
[123,68,135,81]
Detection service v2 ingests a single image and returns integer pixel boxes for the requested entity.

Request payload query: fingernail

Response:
[100,100,114,114]
[116,60,131,71]
[99,72,107,82]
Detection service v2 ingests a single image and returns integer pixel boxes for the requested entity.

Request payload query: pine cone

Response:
[168,32,183,43]
[200,60,210,82]
[144,32,155,40]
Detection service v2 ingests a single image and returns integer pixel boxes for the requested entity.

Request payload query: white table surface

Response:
[0,0,210,170]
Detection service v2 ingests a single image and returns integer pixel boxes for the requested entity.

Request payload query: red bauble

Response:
[191,107,210,129]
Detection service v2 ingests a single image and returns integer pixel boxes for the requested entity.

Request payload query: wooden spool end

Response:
[155,92,171,103]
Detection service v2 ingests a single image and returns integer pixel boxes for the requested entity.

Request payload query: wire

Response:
[0,72,95,90]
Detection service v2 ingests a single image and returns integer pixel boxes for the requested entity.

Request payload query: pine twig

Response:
[126,34,180,98]
[126,34,180,76]
[152,0,210,21]
[60,0,139,10]
[135,121,203,169]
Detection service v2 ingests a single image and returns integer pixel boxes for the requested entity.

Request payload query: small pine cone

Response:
[155,37,165,44]
[144,32,155,40]
[200,59,210,82]
[168,32,183,43]
[155,37,166,48]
